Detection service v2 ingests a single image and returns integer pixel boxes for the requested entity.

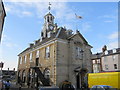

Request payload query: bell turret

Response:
[41,2,55,39]
[44,12,54,26]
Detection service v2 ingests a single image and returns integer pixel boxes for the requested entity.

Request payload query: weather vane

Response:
[48,2,51,11]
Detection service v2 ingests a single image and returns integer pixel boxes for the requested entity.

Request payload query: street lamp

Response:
[80,49,89,89]
[80,49,84,68]
[74,49,84,89]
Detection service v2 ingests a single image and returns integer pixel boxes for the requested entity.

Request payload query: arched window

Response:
[17,70,21,83]
[22,70,26,83]
[44,68,50,79]
[51,16,52,22]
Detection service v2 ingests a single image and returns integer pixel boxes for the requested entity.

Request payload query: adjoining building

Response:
[0,68,16,81]
[17,4,92,88]
[92,47,120,73]
[0,0,6,42]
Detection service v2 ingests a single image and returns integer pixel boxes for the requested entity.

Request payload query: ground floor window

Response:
[114,64,117,69]
[44,68,50,79]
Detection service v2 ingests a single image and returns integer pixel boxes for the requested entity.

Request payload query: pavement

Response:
[10,83,34,90]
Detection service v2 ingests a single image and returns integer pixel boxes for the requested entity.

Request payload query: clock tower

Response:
[41,2,55,39]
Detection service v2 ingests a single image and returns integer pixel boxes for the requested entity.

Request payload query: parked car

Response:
[90,85,115,90]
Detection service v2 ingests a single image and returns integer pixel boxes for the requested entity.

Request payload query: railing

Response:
[30,62,41,68]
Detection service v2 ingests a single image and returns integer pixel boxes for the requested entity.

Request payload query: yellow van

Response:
[88,72,120,89]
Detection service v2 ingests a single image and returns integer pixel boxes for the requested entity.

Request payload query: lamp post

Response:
[80,50,84,89]
[80,50,84,68]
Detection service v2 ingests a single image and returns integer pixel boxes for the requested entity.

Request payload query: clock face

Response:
[49,25,54,30]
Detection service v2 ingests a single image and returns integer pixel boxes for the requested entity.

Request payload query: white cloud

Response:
[4,4,12,12]
[1,34,11,43]
[2,60,17,70]
[92,32,118,53]
[4,2,33,17]
[4,2,79,27]
[92,47,102,54]
[102,15,116,19]
[81,22,91,32]
[92,41,118,53]
[104,20,113,23]
[5,43,18,48]
[106,32,118,50]
[22,11,32,16]
[98,14,117,23]
[108,32,118,40]
[0,35,20,70]
[107,41,118,50]
[1,34,19,48]
[52,2,74,19]
[33,2,76,22]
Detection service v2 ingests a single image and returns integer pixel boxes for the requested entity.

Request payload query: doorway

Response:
[76,73,80,88]
[36,58,39,66]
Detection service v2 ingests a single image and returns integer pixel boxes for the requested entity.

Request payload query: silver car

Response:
[90,85,114,90]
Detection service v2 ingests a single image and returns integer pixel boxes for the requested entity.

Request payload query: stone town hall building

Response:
[17,4,92,88]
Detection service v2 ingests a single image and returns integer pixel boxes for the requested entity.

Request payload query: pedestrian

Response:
[4,80,10,90]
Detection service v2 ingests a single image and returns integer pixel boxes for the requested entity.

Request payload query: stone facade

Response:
[17,6,92,88]
[0,0,6,42]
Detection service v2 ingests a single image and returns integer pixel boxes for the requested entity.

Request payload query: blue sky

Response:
[0,1,118,70]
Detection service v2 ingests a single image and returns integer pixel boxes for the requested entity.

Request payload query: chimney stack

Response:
[13,68,15,71]
[29,43,34,47]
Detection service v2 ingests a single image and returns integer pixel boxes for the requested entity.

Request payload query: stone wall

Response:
[56,40,69,86]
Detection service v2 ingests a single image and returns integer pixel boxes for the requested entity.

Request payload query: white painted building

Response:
[102,48,120,71]
[92,48,120,73]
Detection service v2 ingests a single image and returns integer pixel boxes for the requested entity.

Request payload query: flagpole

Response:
[75,17,78,31]
[75,13,78,31]
[75,13,82,33]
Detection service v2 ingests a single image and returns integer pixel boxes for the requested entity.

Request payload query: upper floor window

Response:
[92,60,96,64]
[112,55,116,61]
[114,64,117,69]
[97,59,100,63]
[19,57,22,64]
[36,50,39,58]
[93,64,101,73]
[103,56,107,62]
[45,46,50,58]
[75,46,83,59]
[30,53,32,62]
[24,55,27,63]
[105,64,109,70]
